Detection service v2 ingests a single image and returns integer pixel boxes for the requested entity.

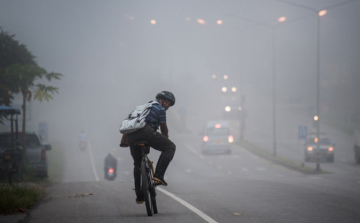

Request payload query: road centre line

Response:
[87,142,99,181]
[158,188,218,223]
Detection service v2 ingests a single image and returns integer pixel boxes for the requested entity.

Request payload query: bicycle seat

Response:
[135,141,150,154]
[135,141,149,147]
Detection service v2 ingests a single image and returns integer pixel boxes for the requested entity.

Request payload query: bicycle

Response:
[135,141,158,216]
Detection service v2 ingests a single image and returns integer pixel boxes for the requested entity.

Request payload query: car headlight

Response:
[307,146,313,152]
[328,147,334,152]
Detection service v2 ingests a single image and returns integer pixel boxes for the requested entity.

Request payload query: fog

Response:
[1,0,360,165]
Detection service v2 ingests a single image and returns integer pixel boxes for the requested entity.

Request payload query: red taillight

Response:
[108,168,114,173]
[228,135,234,143]
[203,136,209,142]
[41,149,46,162]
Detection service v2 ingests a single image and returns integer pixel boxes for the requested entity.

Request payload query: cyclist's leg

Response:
[129,144,143,202]
[147,132,176,185]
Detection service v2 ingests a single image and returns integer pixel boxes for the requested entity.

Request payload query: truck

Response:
[0,132,52,179]
[354,130,360,164]
[0,105,21,183]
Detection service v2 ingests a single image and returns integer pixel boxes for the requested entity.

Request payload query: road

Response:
[28,127,360,222]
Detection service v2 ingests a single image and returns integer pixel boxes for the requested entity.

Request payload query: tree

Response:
[3,64,62,165]
[0,28,36,107]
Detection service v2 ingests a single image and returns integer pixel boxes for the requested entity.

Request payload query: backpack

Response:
[119,100,159,134]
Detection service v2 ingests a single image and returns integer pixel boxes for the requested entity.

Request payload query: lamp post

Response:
[274,0,358,170]
[271,26,277,156]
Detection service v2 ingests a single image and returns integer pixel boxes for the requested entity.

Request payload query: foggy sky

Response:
[1,0,359,143]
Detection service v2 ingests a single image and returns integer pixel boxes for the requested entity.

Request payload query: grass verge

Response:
[0,141,63,215]
[238,140,328,174]
[0,183,43,215]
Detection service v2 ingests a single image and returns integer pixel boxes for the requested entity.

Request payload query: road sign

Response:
[298,125,307,140]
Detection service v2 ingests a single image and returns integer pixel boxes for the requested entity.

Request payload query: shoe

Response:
[153,177,167,186]
[136,197,144,204]
[135,189,144,204]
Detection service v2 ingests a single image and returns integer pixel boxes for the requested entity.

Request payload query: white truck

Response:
[354,130,360,164]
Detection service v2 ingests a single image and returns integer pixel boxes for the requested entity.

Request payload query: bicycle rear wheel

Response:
[141,159,153,216]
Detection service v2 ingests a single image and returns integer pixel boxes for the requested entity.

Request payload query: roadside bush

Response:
[0,183,42,215]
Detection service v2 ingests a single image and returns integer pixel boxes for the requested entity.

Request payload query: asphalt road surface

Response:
[28,129,360,223]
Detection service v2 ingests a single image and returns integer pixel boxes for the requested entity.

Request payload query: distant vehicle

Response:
[104,153,117,181]
[79,140,87,151]
[304,133,334,162]
[354,130,360,164]
[0,132,51,178]
[201,121,234,154]
[78,130,87,151]
[223,105,242,120]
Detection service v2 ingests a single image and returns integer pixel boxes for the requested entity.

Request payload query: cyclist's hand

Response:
[119,142,129,147]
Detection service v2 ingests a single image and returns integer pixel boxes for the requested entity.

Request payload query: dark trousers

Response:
[126,124,176,197]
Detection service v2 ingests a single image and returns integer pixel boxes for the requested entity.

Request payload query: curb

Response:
[237,140,329,174]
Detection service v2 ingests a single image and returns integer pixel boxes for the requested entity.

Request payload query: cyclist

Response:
[78,130,87,149]
[120,91,176,204]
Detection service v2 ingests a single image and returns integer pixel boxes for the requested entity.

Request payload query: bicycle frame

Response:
[137,141,158,216]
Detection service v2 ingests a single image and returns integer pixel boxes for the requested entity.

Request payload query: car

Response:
[304,133,335,162]
[0,132,51,178]
[201,121,234,154]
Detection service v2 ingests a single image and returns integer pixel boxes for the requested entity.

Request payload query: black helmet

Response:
[156,91,175,106]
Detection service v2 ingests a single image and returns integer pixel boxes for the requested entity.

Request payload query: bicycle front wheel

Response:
[141,159,153,216]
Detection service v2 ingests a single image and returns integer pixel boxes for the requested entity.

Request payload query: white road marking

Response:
[257,167,266,171]
[158,188,218,223]
[232,155,239,159]
[307,176,322,179]
[185,143,205,159]
[185,169,193,173]
[217,166,222,170]
[227,171,232,175]
[87,143,99,181]
[124,171,130,175]
[242,168,248,172]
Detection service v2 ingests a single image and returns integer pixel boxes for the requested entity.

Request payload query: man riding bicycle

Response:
[120,91,176,204]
